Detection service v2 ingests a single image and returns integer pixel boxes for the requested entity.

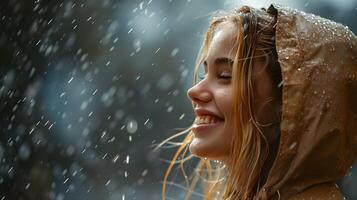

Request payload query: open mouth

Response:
[194,115,223,125]
[192,115,224,137]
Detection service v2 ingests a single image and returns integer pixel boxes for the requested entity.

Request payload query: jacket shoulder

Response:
[287,182,345,200]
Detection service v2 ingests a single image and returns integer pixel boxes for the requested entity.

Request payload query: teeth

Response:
[195,115,220,125]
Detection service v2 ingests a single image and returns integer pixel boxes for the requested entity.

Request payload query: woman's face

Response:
[187,21,278,160]
[187,21,237,160]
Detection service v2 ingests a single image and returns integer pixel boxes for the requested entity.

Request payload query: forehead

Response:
[214,21,238,43]
[206,21,239,60]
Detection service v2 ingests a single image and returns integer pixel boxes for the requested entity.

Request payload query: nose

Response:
[187,80,212,104]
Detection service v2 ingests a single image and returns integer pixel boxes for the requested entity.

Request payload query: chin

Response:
[189,137,229,160]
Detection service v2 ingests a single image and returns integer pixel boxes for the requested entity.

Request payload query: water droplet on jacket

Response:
[330,45,335,52]
[347,74,356,83]
[289,142,297,150]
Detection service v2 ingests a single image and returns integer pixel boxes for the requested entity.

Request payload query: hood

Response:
[256,4,357,199]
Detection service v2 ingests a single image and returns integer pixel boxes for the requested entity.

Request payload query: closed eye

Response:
[219,74,232,79]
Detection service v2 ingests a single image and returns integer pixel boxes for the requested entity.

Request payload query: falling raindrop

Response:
[18,143,31,161]
[170,48,179,57]
[179,113,185,120]
[68,77,74,84]
[125,155,130,164]
[25,183,30,190]
[0,144,4,161]
[167,106,173,113]
[126,119,138,134]
[141,169,148,176]
[112,155,120,163]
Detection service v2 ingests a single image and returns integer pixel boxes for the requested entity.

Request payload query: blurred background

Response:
[0,0,356,199]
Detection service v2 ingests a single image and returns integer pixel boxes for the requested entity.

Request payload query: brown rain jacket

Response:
[255,4,357,200]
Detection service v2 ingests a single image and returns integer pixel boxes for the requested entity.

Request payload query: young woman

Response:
[160,4,357,200]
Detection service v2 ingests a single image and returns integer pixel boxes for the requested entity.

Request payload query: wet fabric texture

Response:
[254,4,357,200]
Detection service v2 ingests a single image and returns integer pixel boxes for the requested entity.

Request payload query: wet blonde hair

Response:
[157,6,282,200]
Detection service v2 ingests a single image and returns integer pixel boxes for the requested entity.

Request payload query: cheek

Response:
[216,88,234,116]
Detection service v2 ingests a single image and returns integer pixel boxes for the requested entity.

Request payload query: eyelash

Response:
[198,74,231,80]
[219,75,232,79]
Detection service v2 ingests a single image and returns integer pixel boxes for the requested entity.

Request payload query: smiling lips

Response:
[192,115,224,137]
[195,115,222,125]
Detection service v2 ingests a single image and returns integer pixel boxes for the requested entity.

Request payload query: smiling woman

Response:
[158,4,357,200]
[187,20,281,165]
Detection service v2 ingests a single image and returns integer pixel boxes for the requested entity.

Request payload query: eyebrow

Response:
[203,57,234,67]
[215,57,234,65]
